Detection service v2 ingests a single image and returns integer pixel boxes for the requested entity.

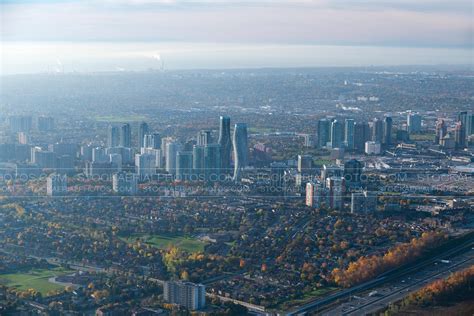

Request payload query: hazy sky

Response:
[1,0,473,73]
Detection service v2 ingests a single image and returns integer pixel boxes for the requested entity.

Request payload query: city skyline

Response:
[0,2,473,314]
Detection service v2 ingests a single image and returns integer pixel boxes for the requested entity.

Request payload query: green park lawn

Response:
[122,234,207,253]
[0,267,72,295]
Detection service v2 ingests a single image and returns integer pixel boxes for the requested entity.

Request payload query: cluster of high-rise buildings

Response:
[0,114,251,196]
[132,116,248,184]
[2,110,473,197]
[315,111,474,155]
[316,115,393,155]
[305,159,369,212]
[436,111,474,150]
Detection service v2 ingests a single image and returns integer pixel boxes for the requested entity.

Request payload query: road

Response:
[321,247,473,315]
[286,234,473,316]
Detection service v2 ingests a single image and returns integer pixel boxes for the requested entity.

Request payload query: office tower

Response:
[106,146,133,164]
[56,155,74,175]
[192,145,205,179]
[144,132,161,149]
[306,182,315,207]
[163,281,206,311]
[317,119,331,148]
[113,172,138,195]
[344,159,363,190]
[50,142,78,158]
[306,181,324,208]
[204,144,221,181]
[0,144,15,162]
[458,111,472,143]
[92,147,108,163]
[120,123,132,148]
[141,147,162,168]
[38,116,55,131]
[297,155,312,174]
[383,116,393,146]
[467,113,474,137]
[330,120,343,148]
[372,118,384,142]
[457,111,468,127]
[365,141,381,155]
[14,144,31,162]
[197,130,212,146]
[32,148,57,169]
[351,191,377,213]
[183,140,195,151]
[326,177,343,210]
[138,121,149,148]
[218,116,232,172]
[354,122,371,152]
[344,119,355,150]
[135,153,155,178]
[9,115,32,133]
[303,134,315,147]
[107,125,120,148]
[80,145,93,161]
[17,132,29,145]
[176,151,193,181]
[454,121,466,149]
[407,113,422,133]
[47,174,67,196]
[435,119,447,145]
[232,123,248,181]
[109,153,122,171]
[321,164,343,183]
[84,161,114,178]
[161,138,170,154]
[396,130,410,142]
[166,141,180,175]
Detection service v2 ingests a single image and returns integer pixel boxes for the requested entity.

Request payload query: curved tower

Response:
[218,116,232,174]
[232,123,248,181]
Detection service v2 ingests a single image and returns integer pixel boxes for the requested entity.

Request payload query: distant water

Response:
[1,41,472,75]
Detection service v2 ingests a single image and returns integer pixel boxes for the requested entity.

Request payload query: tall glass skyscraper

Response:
[218,116,232,173]
[383,116,393,145]
[330,120,343,148]
[197,130,212,146]
[107,125,120,148]
[407,113,422,133]
[176,151,193,181]
[372,118,384,142]
[354,122,371,152]
[192,145,205,180]
[204,144,221,181]
[120,123,132,148]
[138,121,149,148]
[317,119,330,148]
[232,123,248,181]
[166,141,180,175]
[344,119,355,150]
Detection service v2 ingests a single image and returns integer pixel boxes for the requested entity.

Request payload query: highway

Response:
[286,234,473,316]
[322,248,473,315]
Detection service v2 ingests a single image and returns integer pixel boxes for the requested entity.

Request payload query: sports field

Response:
[0,267,72,295]
[122,234,207,253]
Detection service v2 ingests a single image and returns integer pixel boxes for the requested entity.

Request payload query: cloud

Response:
[1,0,472,48]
